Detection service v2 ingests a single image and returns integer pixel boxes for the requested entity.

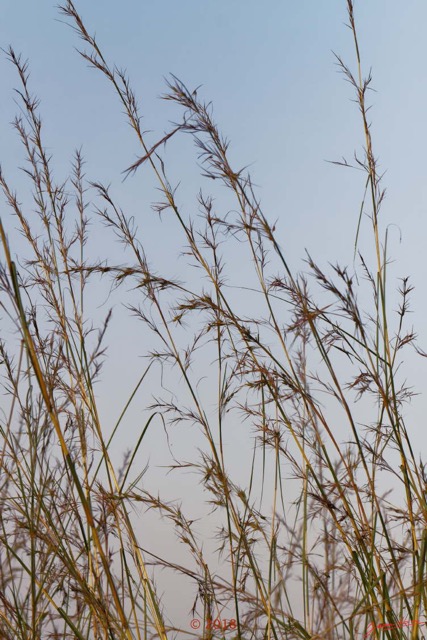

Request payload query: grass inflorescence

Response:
[0,1,426,639]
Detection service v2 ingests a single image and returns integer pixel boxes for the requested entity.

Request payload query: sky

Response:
[1,1,427,292]
[2,0,427,632]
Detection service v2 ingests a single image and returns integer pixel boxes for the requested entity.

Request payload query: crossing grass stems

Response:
[0,1,426,639]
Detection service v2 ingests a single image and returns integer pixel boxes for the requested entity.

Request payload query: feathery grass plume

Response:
[0,1,425,639]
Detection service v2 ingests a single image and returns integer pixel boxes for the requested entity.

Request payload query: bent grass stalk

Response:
[0,1,426,639]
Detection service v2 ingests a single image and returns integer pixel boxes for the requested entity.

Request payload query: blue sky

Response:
[2,0,427,629]
[2,1,427,273]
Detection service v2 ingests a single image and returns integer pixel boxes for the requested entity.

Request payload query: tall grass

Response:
[0,1,426,638]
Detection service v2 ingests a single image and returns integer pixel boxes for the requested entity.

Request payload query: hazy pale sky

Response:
[2,1,426,282]
[2,0,427,630]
